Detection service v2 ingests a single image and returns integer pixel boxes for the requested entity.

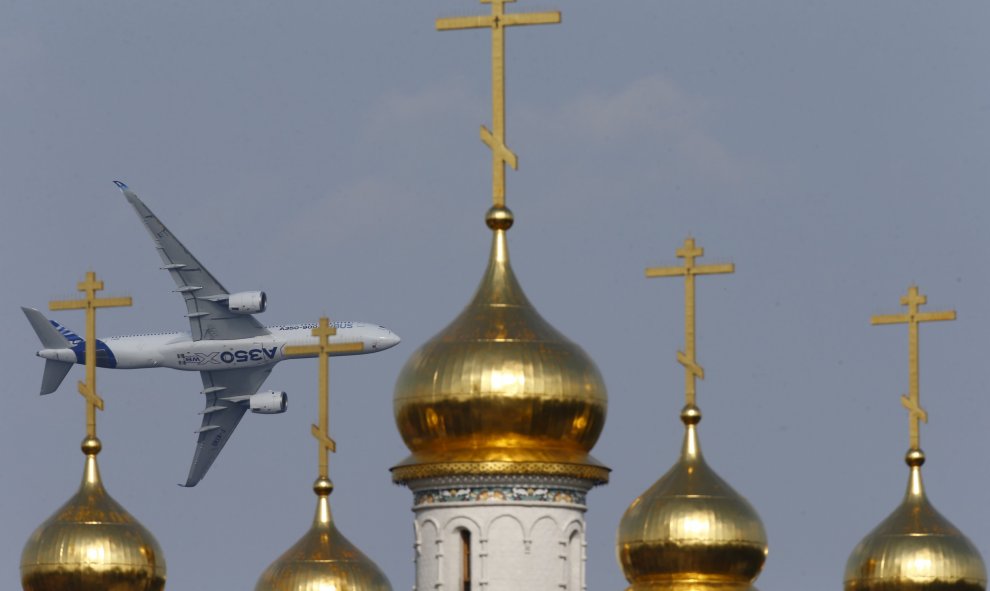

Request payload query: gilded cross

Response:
[284,317,362,479]
[49,271,132,439]
[437,0,560,208]
[872,285,955,451]
[646,238,734,408]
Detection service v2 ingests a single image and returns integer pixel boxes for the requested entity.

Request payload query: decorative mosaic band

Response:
[414,486,587,506]
[391,460,610,485]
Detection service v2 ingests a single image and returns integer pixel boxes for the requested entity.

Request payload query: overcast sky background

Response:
[3,2,990,590]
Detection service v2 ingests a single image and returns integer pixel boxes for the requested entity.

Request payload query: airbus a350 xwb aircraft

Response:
[24,181,400,487]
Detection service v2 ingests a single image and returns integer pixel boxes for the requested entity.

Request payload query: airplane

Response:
[24,181,400,487]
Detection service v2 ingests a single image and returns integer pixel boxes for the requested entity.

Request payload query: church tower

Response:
[390,2,609,590]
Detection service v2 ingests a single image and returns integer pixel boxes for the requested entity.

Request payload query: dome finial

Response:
[436,0,560,215]
[285,316,361,484]
[845,286,985,591]
[871,284,955,455]
[485,205,514,231]
[49,270,132,441]
[645,237,734,412]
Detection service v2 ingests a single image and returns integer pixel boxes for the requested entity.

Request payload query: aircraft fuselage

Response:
[36,321,399,371]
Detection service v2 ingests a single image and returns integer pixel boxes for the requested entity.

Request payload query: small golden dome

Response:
[21,437,166,591]
[844,452,987,591]
[617,407,767,591]
[392,207,609,483]
[255,478,392,591]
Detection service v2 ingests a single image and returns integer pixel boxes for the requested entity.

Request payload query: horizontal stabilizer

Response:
[40,360,73,395]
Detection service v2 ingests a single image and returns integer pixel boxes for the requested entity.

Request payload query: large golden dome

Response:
[392,207,609,483]
[21,437,166,591]
[255,478,392,591]
[617,407,767,591]
[844,451,986,591]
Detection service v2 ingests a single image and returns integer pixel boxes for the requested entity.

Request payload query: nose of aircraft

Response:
[376,329,401,350]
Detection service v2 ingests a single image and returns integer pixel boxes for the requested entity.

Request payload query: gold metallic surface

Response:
[49,271,132,438]
[21,438,166,591]
[844,459,986,591]
[436,0,560,209]
[871,285,955,451]
[392,212,608,482]
[254,480,392,591]
[645,238,733,409]
[617,410,767,591]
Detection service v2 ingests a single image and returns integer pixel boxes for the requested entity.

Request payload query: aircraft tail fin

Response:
[22,307,77,395]
[22,307,72,348]
[41,359,73,395]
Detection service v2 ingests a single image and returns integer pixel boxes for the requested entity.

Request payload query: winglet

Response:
[113,180,129,190]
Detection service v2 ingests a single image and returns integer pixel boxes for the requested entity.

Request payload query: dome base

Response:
[23,568,165,591]
[391,450,609,485]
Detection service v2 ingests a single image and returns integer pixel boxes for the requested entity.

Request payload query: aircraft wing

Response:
[115,181,269,341]
[183,367,272,487]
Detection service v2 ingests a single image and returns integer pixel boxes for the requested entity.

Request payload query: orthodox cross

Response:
[437,0,560,208]
[284,317,363,479]
[49,271,132,439]
[871,285,955,452]
[645,238,734,408]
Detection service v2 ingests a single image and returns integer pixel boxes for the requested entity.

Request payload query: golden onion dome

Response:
[21,437,166,591]
[617,406,767,591]
[392,207,609,483]
[844,450,986,591]
[255,478,392,591]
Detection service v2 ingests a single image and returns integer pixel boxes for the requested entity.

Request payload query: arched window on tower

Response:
[460,529,472,591]
[567,530,582,591]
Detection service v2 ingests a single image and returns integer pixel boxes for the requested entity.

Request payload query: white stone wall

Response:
[412,500,587,591]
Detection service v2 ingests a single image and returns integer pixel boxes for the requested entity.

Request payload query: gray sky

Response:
[3,2,990,590]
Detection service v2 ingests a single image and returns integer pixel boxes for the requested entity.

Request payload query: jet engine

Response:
[249,390,287,414]
[228,291,267,314]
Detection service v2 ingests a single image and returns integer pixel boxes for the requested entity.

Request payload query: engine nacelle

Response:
[249,390,287,414]
[228,291,267,314]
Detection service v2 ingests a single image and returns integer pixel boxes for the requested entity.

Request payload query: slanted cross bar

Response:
[437,0,560,208]
[284,317,362,479]
[646,238,734,408]
[49,271,131,439]
[871,285,955,451]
